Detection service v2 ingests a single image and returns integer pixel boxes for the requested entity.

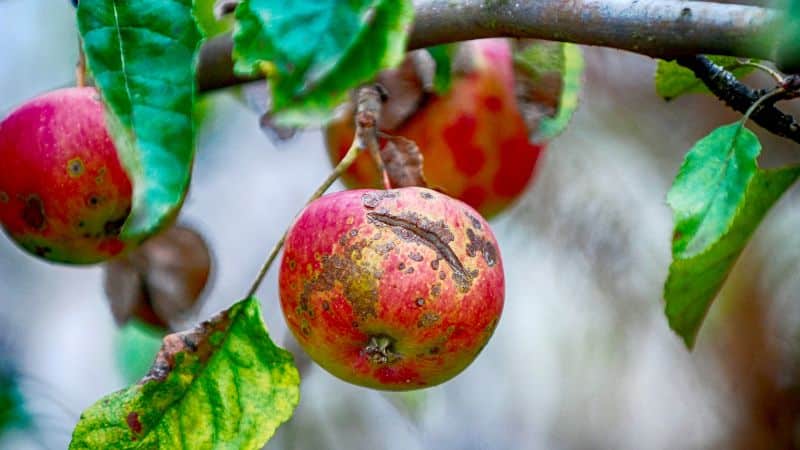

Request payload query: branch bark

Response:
[675,55,800,144]
[197,0,780,92]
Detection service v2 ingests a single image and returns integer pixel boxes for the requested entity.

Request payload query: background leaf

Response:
[233,0,414,126]
[514,41,584,143]
[655,56,756,101]
[69,297,300,449]
[77,0,203,240]
[664,124,800,347]
[426,44,455,94]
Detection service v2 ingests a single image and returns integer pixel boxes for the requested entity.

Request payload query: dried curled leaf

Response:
[380,135,428,188]
[104,224,213,330]
[513,40,583,143]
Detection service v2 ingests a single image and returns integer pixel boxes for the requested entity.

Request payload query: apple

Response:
[325,39,544,218]
[0,87,133,264]
[278,187,504,390]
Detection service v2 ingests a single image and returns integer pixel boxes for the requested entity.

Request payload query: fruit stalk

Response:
[244,85,386,298]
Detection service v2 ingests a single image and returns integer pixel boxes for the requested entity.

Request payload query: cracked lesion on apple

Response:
[366,210,473,291]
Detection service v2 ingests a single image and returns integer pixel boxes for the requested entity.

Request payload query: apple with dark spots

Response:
[0,87,133,264]
[325,39,544,218]
[278,187,504,390]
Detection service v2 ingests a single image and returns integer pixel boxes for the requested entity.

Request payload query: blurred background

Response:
[2,1,800,449]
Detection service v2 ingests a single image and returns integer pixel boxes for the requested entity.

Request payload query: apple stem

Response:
[76,37,87,88]
[244,85,386,299]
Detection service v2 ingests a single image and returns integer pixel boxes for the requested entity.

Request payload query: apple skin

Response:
[325,39,544,218]
[0,87,133,264]
[279,187,504,390]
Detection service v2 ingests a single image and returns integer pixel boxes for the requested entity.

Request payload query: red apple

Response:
[325,39,544,218]
[0,87,133,264]
[278,187,504,390]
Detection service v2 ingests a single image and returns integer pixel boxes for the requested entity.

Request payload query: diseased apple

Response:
[325,39,544,218]
[0,87,133,264]
[279,187,504,390]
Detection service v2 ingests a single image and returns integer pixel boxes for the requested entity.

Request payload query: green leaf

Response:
[775,0,800,73]
[77,1,203,240]
[69,297,301,449]
[655,56,756,101]
[233,0,414,126]
[664,124,800,348]
[513,41,584,143]
[115,319,165,384]
[193,0,235,38]
[426,44,456,94]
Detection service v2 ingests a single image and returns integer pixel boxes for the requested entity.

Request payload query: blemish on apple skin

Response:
[22,195,45,230]
[67,158,84,178]
[0,191,8,203]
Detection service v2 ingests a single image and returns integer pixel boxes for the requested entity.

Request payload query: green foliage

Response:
[775,0,800,73]
[0,365,28,436]
[655,56,755,101]
[193,0,235,37]
[426,44,456,94]
[77,0,203,240]
[664,124,800,348]
[233,0,414,126]
[115,320,165,384]
[69,297,300,449]
[514,41,584,142]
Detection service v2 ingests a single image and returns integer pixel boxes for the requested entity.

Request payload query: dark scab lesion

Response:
[103,207,130,236]
[86,194,102,208]
[417,312,440,328]
[420,191,434,200]
[466,227,498,267]
[366,210,472,290]
[465,212,482,230]
[34,245,52,257]
[408,251,423,262]
[67,158,85,178]
[405,267,414,274]
[0,191,8,203]
[22,195,46,230]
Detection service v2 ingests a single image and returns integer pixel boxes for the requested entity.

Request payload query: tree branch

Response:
[675,55,800,144]
[197,0,780,92]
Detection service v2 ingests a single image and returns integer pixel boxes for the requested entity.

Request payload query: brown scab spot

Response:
[420,191,434,200]
[415,298,425,307]
[430,283,441,297]
[103,208,130,236]
[429,346,440,355]
[430,259,440,270]
[409,251,423,262]
[405,267,414,274]
[288,259,296,270]
[466,212,482,230]
[361,192,380,209]
[398,262,406,271]
[417,312,440,328]
[22,195,45,230]
[0,191,8,203]
[466,228,498,267]
[34,246,51,257]
[86,194,102,208]
[322,301,330,311]
[439,270,446,280]
[67,158,85,178]
[126,411,142,434]
[349,229,358,237]
[95,167,107,185]
[367,211,472,290]
[299,254,379,321]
